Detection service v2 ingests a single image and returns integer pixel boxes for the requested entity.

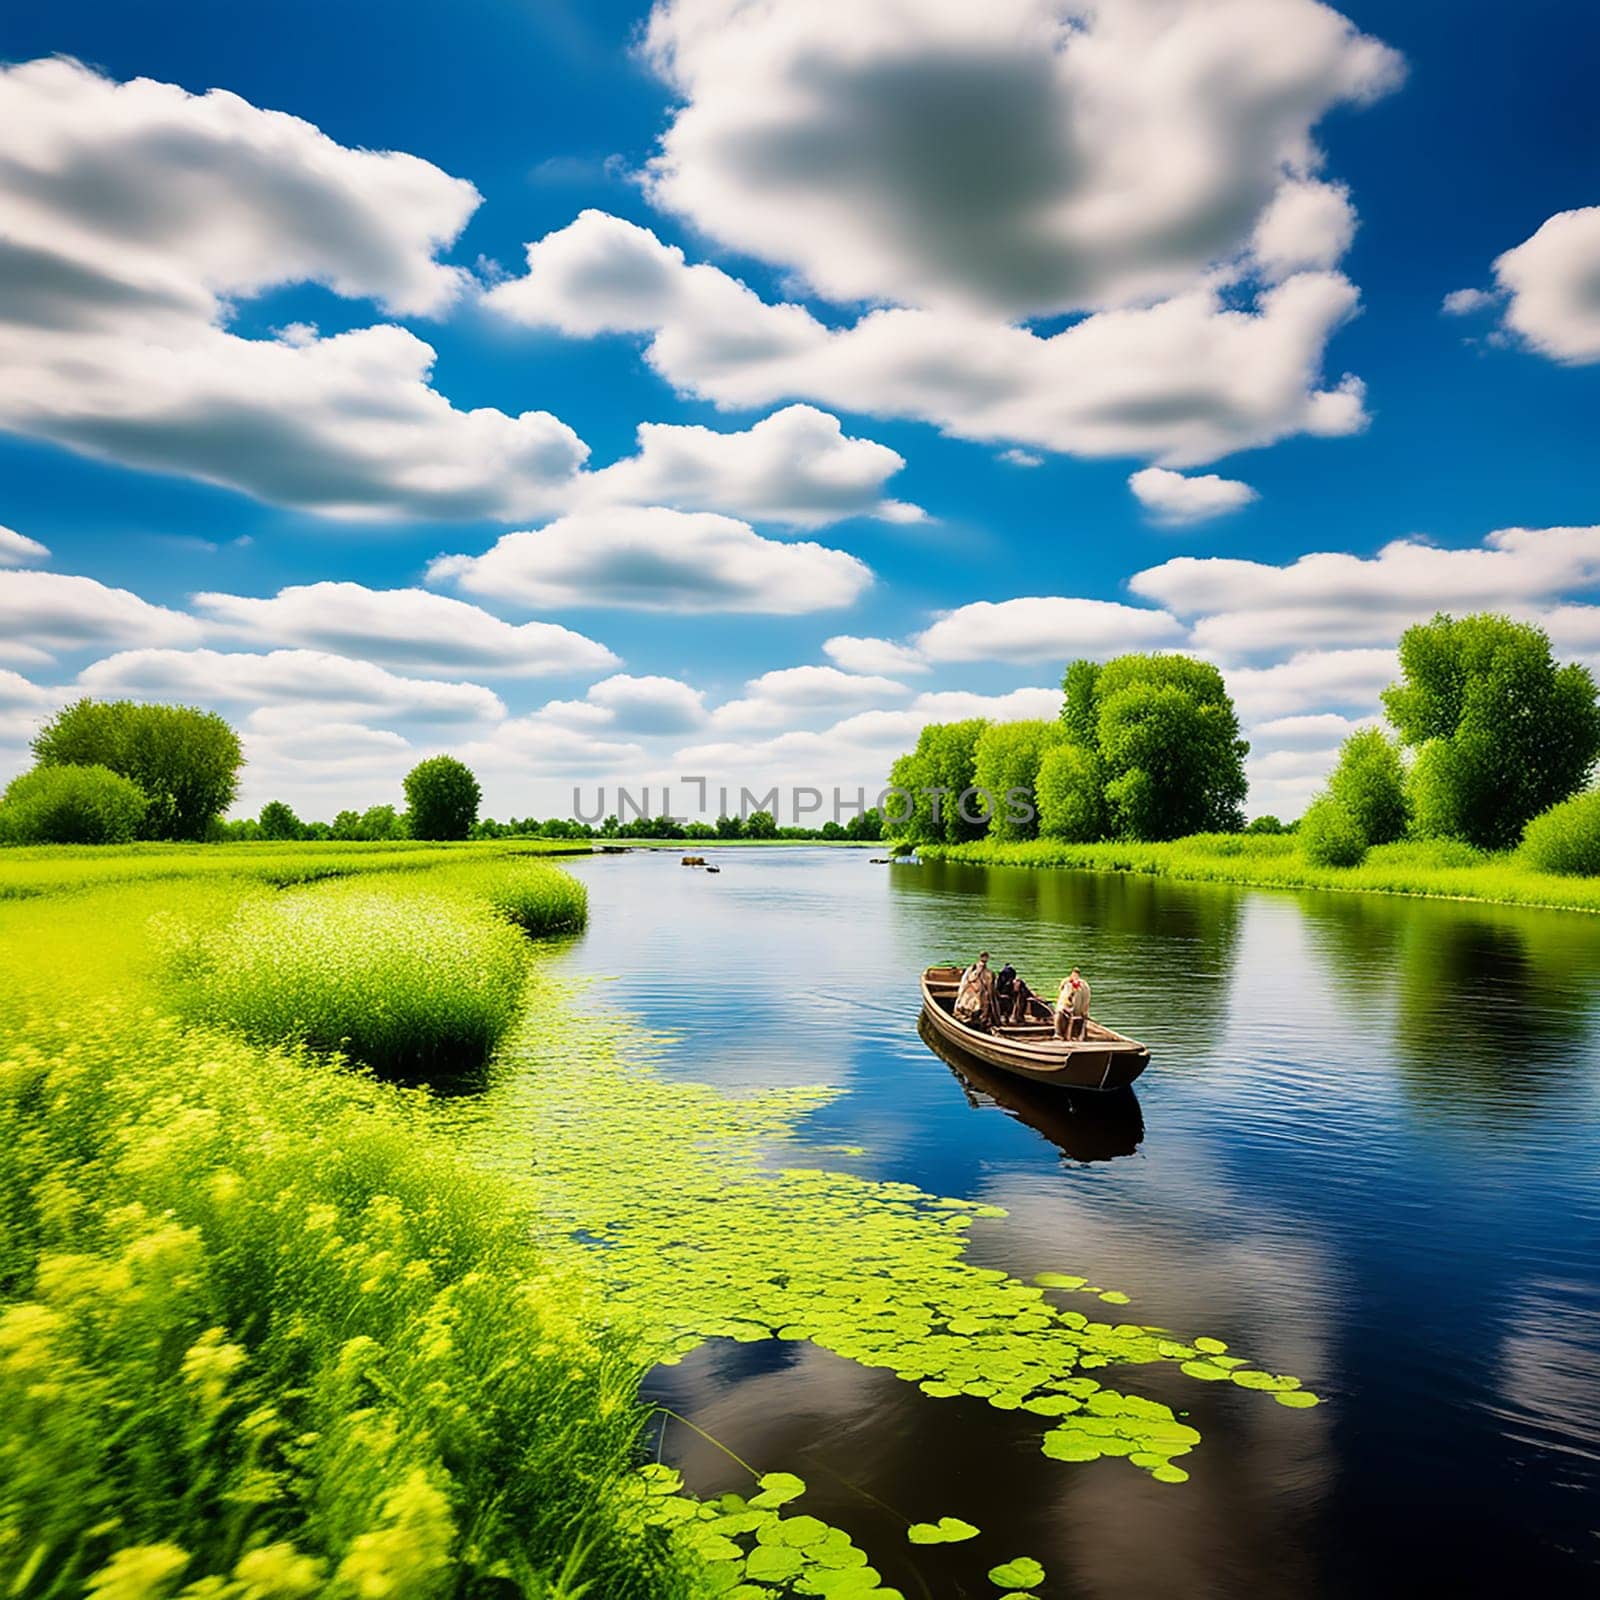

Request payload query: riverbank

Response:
[0,850,695,1599]
[916,833,1600,914]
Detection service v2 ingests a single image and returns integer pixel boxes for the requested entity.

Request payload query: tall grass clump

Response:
[0,1003,696,1600]
[1521,790,1600,876]
[171,886,529,1078]
[1298,796,1369,868]
[450,859,589,937]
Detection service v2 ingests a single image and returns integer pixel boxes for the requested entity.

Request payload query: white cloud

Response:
[908,686,1064,722]
[489,211,1372,468]
[193,581,617,677]
[823,635,932,677]
[1250,180,1358,282]
[710,665,909,733]
[1441,286,1497,317]
[1490,205,1600,364]
[914,595,1183,664]
[1224,648,1398,723]
[640,0,1399,317]
[583,673,708,734]
[1249,711,1374,751]
[999,448,1044,468]
[1129,467,1259,526]
[0,526,50,567]
[1132,524,1600,658]
[77,648,504,724]
[578,405,921,527]
[0,569,203,658]
[428,506,872,614]
[0,57,593,520]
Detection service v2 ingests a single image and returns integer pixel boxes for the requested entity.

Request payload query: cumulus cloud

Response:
[710,665,910,732]
[1224,648,1398,723]
[1128,467,1259,526]
[582,673,708,734]
[489,211,1371,468]
[0,569,203,659]
[914,596,1183,664]
[428,506,872,614]
[1441,286,1497,317]
[1248,711,1375,751]
[639,0,1399,317]
[0,526,49,567]
[1490,206,1600,364]
[0,57,594,520]
[1249,180,1359,281]
[578,405,921,527]
[822,635,932,676]
[1132,524,1600,658]
[193,581,617,677]
[77,648,504,724]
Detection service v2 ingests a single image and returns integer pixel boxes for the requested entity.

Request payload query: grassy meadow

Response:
[0,841,704,1600]
[916,832,1600,914]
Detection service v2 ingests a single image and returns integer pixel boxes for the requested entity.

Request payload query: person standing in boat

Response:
[954,952,996,1027]
[1055,967,1091,1040]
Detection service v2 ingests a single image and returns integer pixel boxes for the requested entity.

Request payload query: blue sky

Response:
[1,0,1598,820]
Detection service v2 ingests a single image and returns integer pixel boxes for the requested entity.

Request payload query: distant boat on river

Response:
[920,964,1150,1091]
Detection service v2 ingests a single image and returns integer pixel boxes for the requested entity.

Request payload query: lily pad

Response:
[988,1556,1046,1588]
[907,1516,980,1545]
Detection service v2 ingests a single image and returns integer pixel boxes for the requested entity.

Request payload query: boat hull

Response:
[920,966,1150,1091]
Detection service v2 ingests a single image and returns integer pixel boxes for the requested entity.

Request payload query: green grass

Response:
[917,832,1600,913]
[0,838,591,900]
[0,855,697,1600]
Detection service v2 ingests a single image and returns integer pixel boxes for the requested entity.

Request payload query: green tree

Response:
[359,803,408,841]
[885,720,990,844]
[743,809,778,839]
[1521,790,1600,876]
[330,808,363,841]
[402,756,481,841]
[1245,815,1288,835]
[257,800,304,841]
[845,807,883,841]
[32,698,242,840]
[714,813,743,839]
[1063,655,1248,840]
[1326,727,1409,845]
[972,719,1066,841]
[1036,742,1108,842]
[0,764,148,845]
[1383,612,1600,848]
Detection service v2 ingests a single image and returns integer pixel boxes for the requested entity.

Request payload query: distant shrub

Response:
[1521,790,1600,876]
[171,886,528,1078]
[1298,797,1368,867]
[1327,728,1409,845]
[0,764,148,844]
[257,799,304,840]
[1246,814,1288,835]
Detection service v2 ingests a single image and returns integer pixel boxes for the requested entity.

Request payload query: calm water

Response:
[541,848,1600,1594]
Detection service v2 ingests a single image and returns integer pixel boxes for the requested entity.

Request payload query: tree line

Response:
[886,612,1600,870]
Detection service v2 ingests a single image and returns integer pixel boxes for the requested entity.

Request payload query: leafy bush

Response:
[1326,728,1409,844]
[170,885,529,1078]
[1521,790,1600,875]
[1297,797,1369,867]
[257,799,304,841]
[403,757,481,841]
[0,1004,692,1600]
[1246,815,1288,834]
[0,763,148,844]
[32,698,242,840]
[1035,741,1108,841]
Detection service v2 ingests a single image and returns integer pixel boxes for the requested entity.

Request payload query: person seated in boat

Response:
[994,962,1033,1026]
[1055,968,1091,1041]
[954,952,996,1027]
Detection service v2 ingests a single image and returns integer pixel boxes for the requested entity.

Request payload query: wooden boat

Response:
[920,965,1150,1092]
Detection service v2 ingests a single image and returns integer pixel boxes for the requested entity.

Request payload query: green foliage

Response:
[32,698,242,840]
[972,720,1066,841]
[845,806,884,841]
[743,809,778,838]
[0,999,691,1600]
[1520,790,1600,876]
[167,881,530,1079]
[886,719,990,844]
[1383,612,1600,848]
[1326,727,1409,846]
[402,756,481,842]
[1298,796,1369,867]
[451,859,589,937]
[257,799,303,841]
[1245,815,1288,835]
[714,813,743,838]
[1086,655,1249,840]
[1035,742,1108,842]
[0,763,148,845]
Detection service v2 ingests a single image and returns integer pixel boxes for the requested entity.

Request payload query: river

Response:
[521,847,1600,1595]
